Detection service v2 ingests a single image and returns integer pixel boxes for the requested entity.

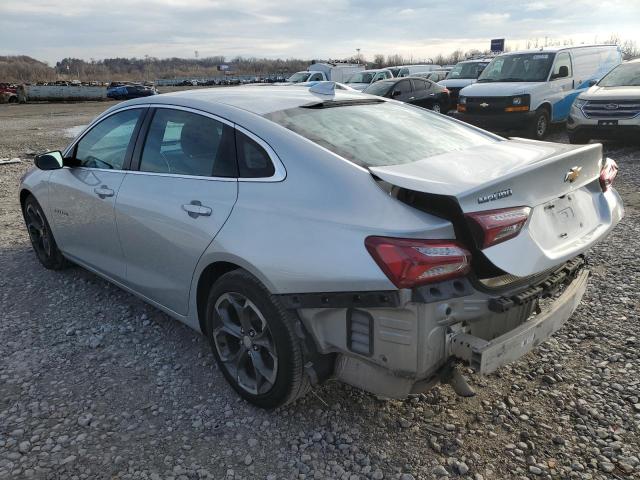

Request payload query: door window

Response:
[393,80,412,96]
[139,109,237,177]
[411,79,427,91]
[74,109,143,169]
[309,72,323,81]
[236,131,275,178]
[551,52,572,79]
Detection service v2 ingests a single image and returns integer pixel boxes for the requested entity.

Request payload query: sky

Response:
[2,0,640,64]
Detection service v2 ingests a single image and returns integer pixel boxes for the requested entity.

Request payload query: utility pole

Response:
[356,48,361,63]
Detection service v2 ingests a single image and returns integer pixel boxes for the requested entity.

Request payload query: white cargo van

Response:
[455,45,622,139]
[439,58,493,110]
[285,62,365,84]
[388,64,442,77]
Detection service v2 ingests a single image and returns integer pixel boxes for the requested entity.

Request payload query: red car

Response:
[0,83,18,103]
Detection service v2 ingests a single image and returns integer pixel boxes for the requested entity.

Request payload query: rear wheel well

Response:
[196,261,240,334]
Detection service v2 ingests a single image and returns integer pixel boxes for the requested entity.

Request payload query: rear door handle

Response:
[182,200,212,218]
[94,185,114,198]
[409,96,416,100]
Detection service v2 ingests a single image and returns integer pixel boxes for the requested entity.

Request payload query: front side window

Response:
[265,101,496,168]
[75,109,143,169]
[139,109,236,177]
[393,80,412,95]
[551,52,572,79]
[309,73,323,81]
[478,53,555,83]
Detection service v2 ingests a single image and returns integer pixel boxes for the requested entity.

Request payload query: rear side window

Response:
[236,131,275,178]
[75,108,143,169]
[139,109,236,177]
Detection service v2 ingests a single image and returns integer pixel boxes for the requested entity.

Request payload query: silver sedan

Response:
[20,83,623,408]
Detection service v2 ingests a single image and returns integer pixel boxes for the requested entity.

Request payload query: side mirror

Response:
[34,151,64,170]
[587,79,597,87]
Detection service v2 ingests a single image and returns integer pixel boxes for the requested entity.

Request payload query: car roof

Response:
[125,85,372,116]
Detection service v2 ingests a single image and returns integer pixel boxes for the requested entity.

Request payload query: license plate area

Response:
[543,195,583,238]
[598,120,618,126]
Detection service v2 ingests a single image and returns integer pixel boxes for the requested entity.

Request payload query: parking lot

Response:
[1,100,639,479]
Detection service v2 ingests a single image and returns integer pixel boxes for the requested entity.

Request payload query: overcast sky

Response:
[2,0,639,64]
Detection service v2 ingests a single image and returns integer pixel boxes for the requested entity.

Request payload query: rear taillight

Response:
[365,237,471,288]
[599,157,618,192]
[465,206,531,249]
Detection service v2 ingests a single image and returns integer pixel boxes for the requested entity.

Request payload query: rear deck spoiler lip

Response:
[369,140,604,212]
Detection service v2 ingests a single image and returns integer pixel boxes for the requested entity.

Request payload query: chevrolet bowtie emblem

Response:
[564,166,582,183]
[480,102,489,108]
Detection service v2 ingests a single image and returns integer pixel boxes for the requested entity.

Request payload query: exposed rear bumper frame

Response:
[448,269,589,374]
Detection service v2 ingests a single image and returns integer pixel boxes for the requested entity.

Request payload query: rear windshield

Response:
[264,101,497,168]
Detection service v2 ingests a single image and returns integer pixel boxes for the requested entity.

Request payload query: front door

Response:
[549,51,575,121]
[49,107,146,282]
[115,107,239,315]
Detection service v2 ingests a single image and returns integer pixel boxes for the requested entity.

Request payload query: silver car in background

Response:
[20,83,623,408]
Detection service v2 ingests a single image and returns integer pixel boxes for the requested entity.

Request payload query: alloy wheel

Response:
[212,292,278,395]
[25,204,51,258]
[432,103,441,113]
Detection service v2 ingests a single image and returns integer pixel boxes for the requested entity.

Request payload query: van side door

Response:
[548,52,575,122]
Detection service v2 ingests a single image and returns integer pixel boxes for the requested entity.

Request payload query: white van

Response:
[285,63,365,84]
[389,64,442,77]
[439,58,493,110]
[455,45,622,139]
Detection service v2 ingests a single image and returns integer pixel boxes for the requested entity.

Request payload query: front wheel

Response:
[205,270,310,408]
[23,195,69,270]
[529,108,550,140]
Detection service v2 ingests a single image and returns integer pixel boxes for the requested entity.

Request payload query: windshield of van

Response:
[264,101,497,168]
[598,62,640,87]
[287,72,311,83]
[478,53,556,82]
[346,72,375,84]
[448,62,487,79]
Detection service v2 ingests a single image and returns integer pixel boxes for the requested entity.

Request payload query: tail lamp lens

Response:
[465,207,531,249]
[599,157,618,192]
[365,237,471,288]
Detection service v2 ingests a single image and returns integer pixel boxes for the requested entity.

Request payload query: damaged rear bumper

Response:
[295,260,590,399]
[448,269,589,374]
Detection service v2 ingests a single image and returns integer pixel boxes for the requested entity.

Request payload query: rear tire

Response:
[431,102,442,113]
[529,108,550,140]
[568,131,590,144]
[205,270,310,409]
[22,195,69,270]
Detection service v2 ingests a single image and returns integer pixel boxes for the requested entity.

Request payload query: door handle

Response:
[94,185,114,198]
[409,96,415,100]
[182,200,212,218]
[429,93,435,96]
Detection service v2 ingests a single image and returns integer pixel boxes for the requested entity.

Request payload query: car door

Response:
[390,79,414,104]
[409,78,432,108]
[548,52,575,121]
[49,107,147,282]
[115,107,239,315]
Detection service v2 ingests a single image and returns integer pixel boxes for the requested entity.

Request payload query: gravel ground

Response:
[1,101,639,480]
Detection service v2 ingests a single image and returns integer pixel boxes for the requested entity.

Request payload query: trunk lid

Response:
[370,139,623,277]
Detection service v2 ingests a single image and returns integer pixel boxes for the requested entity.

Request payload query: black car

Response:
[362,77,450,113]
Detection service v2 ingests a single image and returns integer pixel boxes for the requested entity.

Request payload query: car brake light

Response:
[365,237,471,288]
[599,157,618,192]
[465,207,531,249]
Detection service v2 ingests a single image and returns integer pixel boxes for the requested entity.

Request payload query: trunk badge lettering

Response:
[477,188,513,204]
[564,166,582,183]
